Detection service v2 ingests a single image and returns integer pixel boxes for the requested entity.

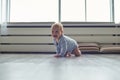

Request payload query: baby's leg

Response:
[72,47,81,57]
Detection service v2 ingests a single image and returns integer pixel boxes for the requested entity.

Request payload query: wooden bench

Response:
[0,22,120,53]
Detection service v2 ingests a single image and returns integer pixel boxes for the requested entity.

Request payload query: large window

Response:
[114,0,120,23]
[1,0,120,23]
[10,0,58,22]
[87,0,110,22]
[1,0,8,23]
[0,0,8,34]
[0,0,1,24]
[61,0,85,22]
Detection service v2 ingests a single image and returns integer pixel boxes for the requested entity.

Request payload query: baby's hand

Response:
[54,54,61,57]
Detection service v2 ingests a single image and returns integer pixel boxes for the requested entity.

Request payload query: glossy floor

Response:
[0,54,120,80]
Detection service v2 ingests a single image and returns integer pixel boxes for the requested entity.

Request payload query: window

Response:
[3,0,120,23]
[0,0,1,24]
[1,0,8,23]
[0,0,8,34]
[10,0,58,22]
[87,0,110,22]
[61,0,85,22]
[114,0,120,23]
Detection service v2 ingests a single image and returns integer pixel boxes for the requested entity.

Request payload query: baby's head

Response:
[51,23,64,40]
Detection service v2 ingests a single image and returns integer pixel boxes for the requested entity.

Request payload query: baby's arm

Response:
[54,38,67,57]
[59,39,68,57]
[54,44,61,57]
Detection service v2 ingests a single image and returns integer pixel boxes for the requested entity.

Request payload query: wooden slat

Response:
[69,36,120,43]
[1,36,119,44]
[1,45,56,52]
[64,28,120,34]
[0,45,2,51]
[0,36,53,43]
[4,28,51,35]
[3,27,120,35]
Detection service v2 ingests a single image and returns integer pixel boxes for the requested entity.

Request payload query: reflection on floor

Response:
[0,54,120,80]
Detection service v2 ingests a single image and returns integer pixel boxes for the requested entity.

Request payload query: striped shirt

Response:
[53,35,78,57]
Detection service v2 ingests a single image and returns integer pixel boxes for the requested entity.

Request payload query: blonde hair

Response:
[51,22,64,31]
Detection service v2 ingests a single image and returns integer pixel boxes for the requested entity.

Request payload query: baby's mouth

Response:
[53,35,57,38]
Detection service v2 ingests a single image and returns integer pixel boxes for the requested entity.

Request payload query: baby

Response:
[51,22,81,57]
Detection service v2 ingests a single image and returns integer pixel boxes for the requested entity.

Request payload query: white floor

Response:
[0,54,120,80]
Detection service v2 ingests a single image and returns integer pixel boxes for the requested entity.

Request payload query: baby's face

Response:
[52,27,63,40]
